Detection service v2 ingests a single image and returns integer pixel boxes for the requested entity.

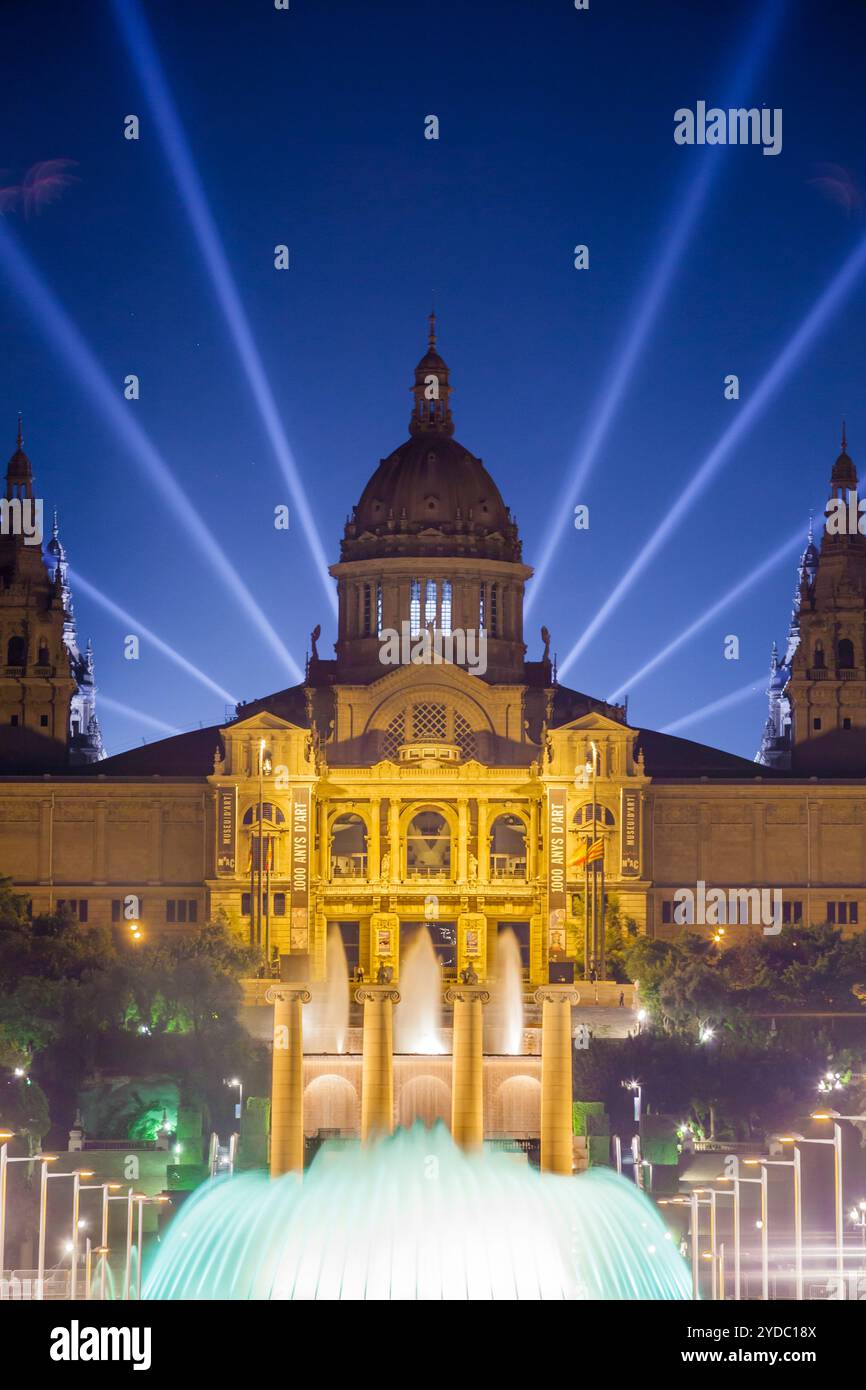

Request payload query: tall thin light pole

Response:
[123,1187,134,1301]
[590,741,598,974]
[37,1157,48,1294]
[257,739,265,950]
[69,1171,81,1299]
[690,1190,701,1298]
[0,1139,8,1275]
[734,1170,764,1300]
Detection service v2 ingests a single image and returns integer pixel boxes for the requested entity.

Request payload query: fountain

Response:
[485,927,524,1055]
[144,1124,692,1300]
[304,924,350,1054]
[394,927,446,1054]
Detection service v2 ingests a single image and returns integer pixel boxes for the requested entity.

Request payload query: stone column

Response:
[477,798,489,884]
[388,798,400,880]
[266,984,311,1177]
[317,799,329,879]
[528,800,539,879]
[368,797,381,881]
[535,985,580,1175]
[445,985,489,1150]
[355,985,400,1141]
[457,797,469,881]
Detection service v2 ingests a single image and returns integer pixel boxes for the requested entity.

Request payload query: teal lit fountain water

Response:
[144,1124,691,1300]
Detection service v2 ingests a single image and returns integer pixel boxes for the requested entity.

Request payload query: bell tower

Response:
[787,429,866,773]
[0,420,102,769]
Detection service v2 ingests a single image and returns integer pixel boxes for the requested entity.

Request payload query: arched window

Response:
[37,644,49,666]
[242,802,286,825]
[406,809,451,878]
[574,803,615,827]
[837,637,855,670]
[489,814,527,879]
[813,641,825,670]
[330,813,367,879]
[6,635,25,666]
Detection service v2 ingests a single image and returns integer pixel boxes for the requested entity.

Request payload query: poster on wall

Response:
[547,786,567,951]
[290,785,311,949]
[621,789,641,877]
[216,786,237,875]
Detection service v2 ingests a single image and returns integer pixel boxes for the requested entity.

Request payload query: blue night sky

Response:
[2,0,866,757]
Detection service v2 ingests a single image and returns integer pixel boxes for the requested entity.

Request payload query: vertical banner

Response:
[547,786,567,954]
[621,788,641,877]
[216,785,237,875]
[290,786,311,950]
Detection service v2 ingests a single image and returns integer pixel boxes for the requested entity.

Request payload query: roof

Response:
[634,727,783,779]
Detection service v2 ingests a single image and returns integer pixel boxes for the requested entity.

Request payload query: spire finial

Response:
[428,297,436,350]
[807,508,814,544]
[842,419,847,453]
[16,413,22,450]
[52,508,59,540]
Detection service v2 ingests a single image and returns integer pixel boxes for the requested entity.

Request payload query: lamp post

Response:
[227,1076,244,1125]
[134,1195,168,1300]
[78,1182,121,1300]
[0,1137,56,1276]
[755,1157,798,1299]
[730,1163,765,1300]
[780,1130,842,1295]
[812,1110,866,1291]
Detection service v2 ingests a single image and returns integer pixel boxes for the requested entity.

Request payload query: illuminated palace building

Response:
[2,323,866,976]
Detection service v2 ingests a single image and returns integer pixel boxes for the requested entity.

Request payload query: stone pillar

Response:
[388,798,401,880]
[535,985,580,1175]
[477,798,489,884]
[446,985,489,1150]
[317,799,329,879]
[355,985,400,1141]
[368,797,381,881]
[457,798,469,881]
[528,800,539,879]
[266,984,311,1177]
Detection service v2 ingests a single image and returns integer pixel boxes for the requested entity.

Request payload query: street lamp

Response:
[226,1076,244,1123]
[78,1181,122,1300]
[0,1141,56,1277]
[811,1110,866,1292]
[134,1195,169,1299]
[752,1156,799,1298]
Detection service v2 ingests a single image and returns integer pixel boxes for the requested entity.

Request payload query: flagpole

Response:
[583,834,590,980]
[600,845,606,981]
[257,739,265,950]
[590,741,598,976]
[265,836,271,969]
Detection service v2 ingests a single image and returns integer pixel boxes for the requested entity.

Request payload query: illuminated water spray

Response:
[144,1124,692,1301]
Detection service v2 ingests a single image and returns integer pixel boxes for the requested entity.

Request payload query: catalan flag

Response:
[573,838,604,870]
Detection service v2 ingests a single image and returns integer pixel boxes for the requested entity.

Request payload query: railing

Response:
[490,855,527,880]
[330,855,368,879]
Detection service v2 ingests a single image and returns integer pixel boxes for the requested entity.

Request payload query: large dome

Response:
[341,321,521,562]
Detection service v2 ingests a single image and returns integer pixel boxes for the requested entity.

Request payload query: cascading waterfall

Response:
[144,1124,692,1301]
